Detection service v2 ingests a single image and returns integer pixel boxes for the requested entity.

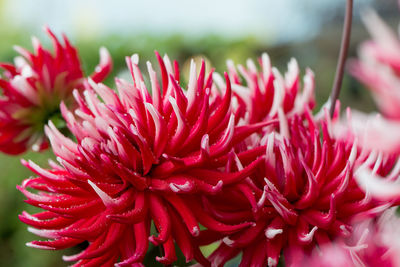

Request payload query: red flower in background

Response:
[0,27,112,154]
[199,108,400,267]
[18,53,273,266]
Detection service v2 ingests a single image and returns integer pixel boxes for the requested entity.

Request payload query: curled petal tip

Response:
[26,242,55,250]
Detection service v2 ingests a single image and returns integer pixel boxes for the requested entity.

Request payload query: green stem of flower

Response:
[329,0,353,117]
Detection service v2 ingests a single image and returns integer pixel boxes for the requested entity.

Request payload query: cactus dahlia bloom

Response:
[223,53,315,124]
[17,53,274,266]
[199,108,399,267]
[0,27,112,154]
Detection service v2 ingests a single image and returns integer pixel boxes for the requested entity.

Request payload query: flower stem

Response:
[329,0,353,117]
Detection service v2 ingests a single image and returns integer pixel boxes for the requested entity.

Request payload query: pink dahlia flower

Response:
[344,8,400,194]
[18,52,272,266]
[354,156,400,203]
[346,9,400,155]
[199,108,399,267]
[334,109,400,154]
[304,208,400,267]
[0,27,112,154]
[349,9,400,120]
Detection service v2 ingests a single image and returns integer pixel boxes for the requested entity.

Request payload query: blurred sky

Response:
[3,0,374,44]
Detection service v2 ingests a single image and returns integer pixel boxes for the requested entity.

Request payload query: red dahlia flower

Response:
[0,27,112,154]
[200,108,399,267]
[18,53,272,266]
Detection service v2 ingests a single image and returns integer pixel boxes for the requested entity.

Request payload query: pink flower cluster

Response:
[6,9,400,267]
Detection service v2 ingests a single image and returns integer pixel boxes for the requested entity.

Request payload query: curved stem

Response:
[329,0,353,117]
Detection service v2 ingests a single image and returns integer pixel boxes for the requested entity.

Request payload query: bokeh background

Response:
[0,0,398,266]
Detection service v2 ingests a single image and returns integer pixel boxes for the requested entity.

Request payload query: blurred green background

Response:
[0,0,398,266]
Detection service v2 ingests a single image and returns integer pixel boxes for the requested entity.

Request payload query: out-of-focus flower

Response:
[354,159,400,202]
[333,107,400,202]
[304,208,400,267]
[344,8,400,196]
[349,9,400,120]
[334,108,400,154]
[0,27,112,154]
[199,108,399,267]
[18,53,273,266]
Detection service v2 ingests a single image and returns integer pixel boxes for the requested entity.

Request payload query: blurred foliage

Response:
[0,15,377,266]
